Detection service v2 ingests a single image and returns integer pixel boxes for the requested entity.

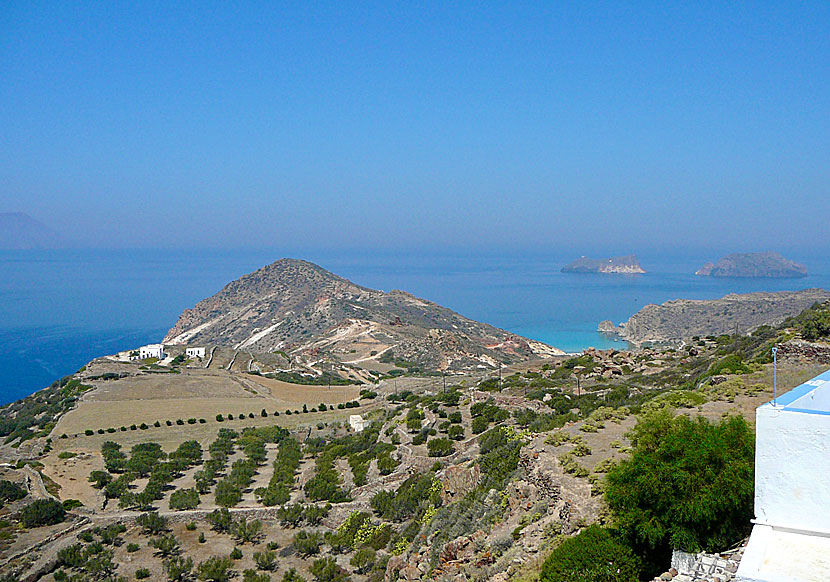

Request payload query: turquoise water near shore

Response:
[2,249,829,404]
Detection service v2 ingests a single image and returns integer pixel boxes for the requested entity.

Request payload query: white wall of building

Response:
[737,368,830,582]
[139,344,165,359]
[186,347,206,359]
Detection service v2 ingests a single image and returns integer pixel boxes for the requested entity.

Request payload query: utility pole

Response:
[772,346,778,406]
[442,371,446,394]
[499,365,503,391]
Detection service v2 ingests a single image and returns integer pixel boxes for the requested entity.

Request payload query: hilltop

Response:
[695,252,807,278]
[0,212,64,250]
[604,288,830,346]
[165,258,562,372]
[561,254,646,274]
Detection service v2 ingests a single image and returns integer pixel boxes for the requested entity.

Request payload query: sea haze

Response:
[2,249,829,404]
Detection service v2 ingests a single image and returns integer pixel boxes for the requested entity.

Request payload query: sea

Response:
[3,248,830,405]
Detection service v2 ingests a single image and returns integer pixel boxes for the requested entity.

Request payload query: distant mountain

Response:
[164,258,563,371]
[561,254,646,274]
[605,289,830,346]
[695,252,807,278]
[0,212,64,249]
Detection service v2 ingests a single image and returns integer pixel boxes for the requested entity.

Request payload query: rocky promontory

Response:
[561,254,646,274]
[605,288,830,346]
[695,252,807,278]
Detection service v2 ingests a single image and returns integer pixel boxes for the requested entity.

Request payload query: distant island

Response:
[695,252,807,278]
[561,254,646,274]
[0,212,64,250]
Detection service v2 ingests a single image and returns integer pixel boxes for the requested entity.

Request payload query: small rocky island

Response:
[695,252,807,278]
[561,254,646,274]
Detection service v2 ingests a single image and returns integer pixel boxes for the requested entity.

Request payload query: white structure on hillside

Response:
[349,414,368,432]
[737,368,830,582]
[139,344,165,360]
[186,347,206,359]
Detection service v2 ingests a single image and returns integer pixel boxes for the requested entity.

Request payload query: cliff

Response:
[611,289,830,346]
[695,252,807,278]
[561,255,646,274]
[164,258,562,371]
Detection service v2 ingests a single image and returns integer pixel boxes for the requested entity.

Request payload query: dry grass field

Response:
[53,368,363,437]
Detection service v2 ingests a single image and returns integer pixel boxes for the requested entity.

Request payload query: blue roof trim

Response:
[763,367,830,409]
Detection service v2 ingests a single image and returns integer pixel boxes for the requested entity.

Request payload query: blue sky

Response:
[1,2,828,253]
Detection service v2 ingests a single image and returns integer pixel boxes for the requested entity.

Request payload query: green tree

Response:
[605,411,754,562]
[136,511,168,535]
[253,549,277,571]
[196,556,234,582]
[21,499,66,528]
[151,534,181,557]
[165,556,194,581]
[350,547,376,574]
[309,557,351,582]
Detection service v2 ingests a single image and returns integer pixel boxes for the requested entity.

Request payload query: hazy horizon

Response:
[2,3,828,253]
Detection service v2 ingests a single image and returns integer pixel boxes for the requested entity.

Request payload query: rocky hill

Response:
[164,258,562,371]
[561,254,646,274]
[695,252,807,278]
[604,289,830,346]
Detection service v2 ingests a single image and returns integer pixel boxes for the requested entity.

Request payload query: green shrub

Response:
[230,547,242,560]
[21,499,65,527]
[135,568,151,579]
[540,525,639,582]
[127,543,140,553]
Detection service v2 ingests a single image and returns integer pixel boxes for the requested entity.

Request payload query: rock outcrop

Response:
[695,252,807,278]
[561,254,646,274]
[164,258,562,372]
[610,289,830,346]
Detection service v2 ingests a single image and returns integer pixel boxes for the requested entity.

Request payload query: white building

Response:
[186,347,206,359]
[349,414,369,433]
[139,344,165,360]
[737,368,830,582]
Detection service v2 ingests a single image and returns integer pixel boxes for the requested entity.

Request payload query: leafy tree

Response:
[243,570,271,582]
[540,525,639,582]
[169,488,200,510]
[253,549,277,571]
[231,518,263,544]
[88,471,113,490]
[151,534,181,557]
[427,437,454,457]
[0,479,27,502]
[166,556,194,582]
[207,508,233,532]
[293,530,322,557]
[309,557,351,582]
[606,411,754,563]
[214,480,243,507]
[196,556,234,582]
[350,547,376,574]
[21,498,65,527]
[136,511,168,535]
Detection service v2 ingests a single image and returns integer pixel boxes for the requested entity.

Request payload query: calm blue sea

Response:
[2,249,829,404]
